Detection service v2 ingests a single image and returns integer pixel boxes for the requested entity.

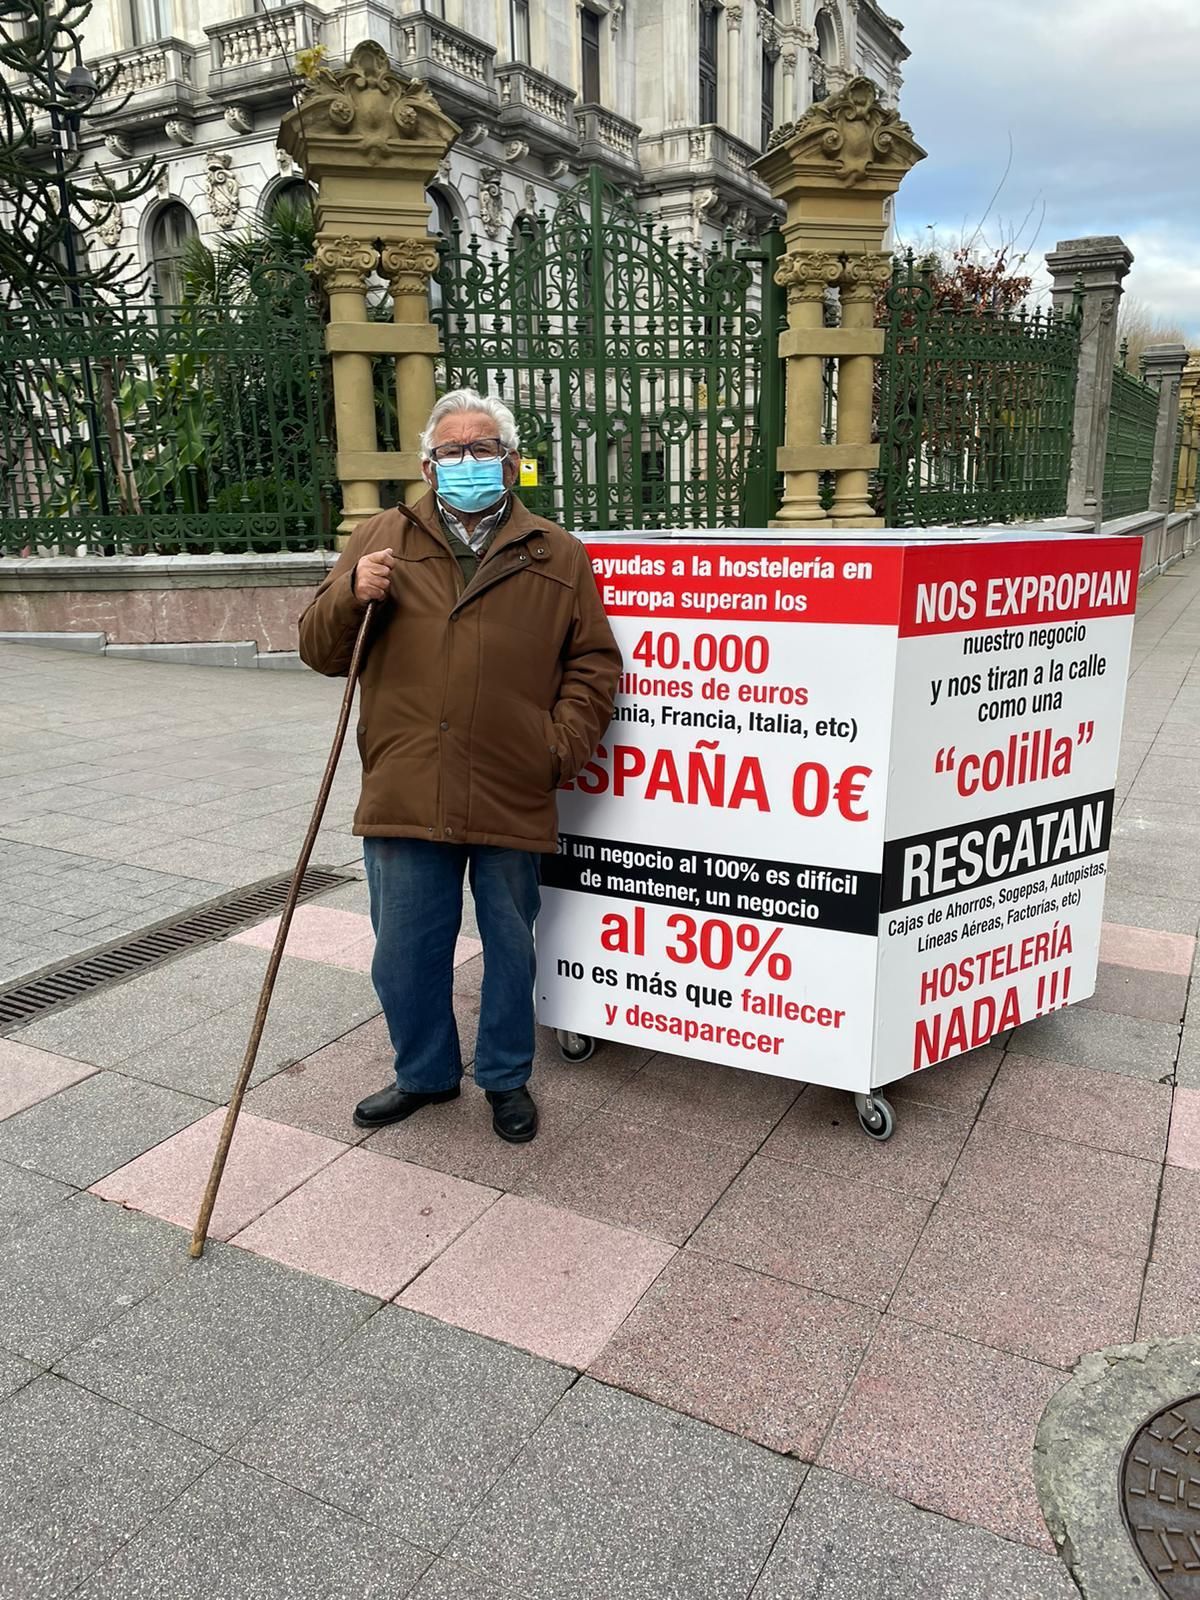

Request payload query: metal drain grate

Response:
[0,865,353,1033]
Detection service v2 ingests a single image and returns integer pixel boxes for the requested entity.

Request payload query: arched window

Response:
[150,201,197,307]
[427,186,457,243]
[266,178,314,222]
[815,7,838,63]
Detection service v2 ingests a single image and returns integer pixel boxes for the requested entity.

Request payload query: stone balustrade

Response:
[91,39,195,132]
[576,104,641,176]
[205,4,325,104]
[393,11,495,118]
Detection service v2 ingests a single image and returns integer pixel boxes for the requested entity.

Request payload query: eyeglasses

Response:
[429,438,507,464]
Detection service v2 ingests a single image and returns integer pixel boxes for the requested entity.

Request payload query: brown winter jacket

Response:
[297,492,620,853]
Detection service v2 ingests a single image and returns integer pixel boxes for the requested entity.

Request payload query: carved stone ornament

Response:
[104,132,133,161]
[610,0,624,34]
[774,249,841,303]
[380,238,439,295]
[503,138,530,162]
[164,118,194,148]
[91,196,124,248]
[205,151,240,230]
[461,122,489,146]
[780,47,797,72]
[224,105,253,135]
[547,158,571,179]
[277,147,295,174]
[764,74,924,185]
[725,3,743,28]
[313,235,378,293]
[155,168,171,198]
[291,40,455,166]
[523,181,537,211]
[839,250,893,299]
[478,165,504,239]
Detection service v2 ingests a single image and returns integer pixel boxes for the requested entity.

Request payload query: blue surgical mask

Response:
[434,457,506,514]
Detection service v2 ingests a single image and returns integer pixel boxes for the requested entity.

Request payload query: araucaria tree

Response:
[0,0,155,305]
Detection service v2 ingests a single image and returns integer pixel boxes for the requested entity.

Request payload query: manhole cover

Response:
[1121,1392,1200,1594]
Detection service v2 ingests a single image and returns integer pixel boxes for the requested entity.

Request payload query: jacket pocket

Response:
[541,711,562,789]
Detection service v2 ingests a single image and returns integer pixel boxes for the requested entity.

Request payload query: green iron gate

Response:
[434,168,785,531]
[0,259,334,557]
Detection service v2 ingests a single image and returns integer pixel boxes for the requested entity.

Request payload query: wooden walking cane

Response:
[189,503,438,1258]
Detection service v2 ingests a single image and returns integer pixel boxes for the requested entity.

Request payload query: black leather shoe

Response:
[353,1083,459,1129]
[486,1086,538,1143]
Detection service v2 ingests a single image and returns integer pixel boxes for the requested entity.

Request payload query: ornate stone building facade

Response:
[72,0,907,294]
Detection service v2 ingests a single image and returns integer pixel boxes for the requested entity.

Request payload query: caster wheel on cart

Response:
[855,1093,896,1142]
[556,1030,597,1064]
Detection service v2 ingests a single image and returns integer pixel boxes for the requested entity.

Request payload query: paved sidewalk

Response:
[0,557,1198,1598]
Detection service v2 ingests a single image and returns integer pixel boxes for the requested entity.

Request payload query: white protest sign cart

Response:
[535,527,1141,1140]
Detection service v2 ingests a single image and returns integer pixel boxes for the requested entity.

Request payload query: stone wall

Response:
[0,553,333,658]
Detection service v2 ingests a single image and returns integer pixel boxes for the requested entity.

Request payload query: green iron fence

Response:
[1101,346,1158,520]
[876,256,1082,528]
[0,260,335,557]
[434,167,785,531]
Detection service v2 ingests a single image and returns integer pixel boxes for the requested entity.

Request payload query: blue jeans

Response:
[363,837,540,1094]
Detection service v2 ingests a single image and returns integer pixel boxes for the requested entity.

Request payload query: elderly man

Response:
[298,389,620,1143]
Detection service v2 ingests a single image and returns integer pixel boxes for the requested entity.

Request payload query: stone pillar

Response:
[1178,352,1200,510]
[279,42,459,544]
[1142,343,1188,513]
[752,77,925,529]
[1045,236,1133,523]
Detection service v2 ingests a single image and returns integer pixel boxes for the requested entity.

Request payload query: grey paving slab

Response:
[0,1346,41,1401]
[0,1192,188,1364]
[409,1563,531,1600]
[1099,886,1200,936]
[450,1379,803,1600]
[57,1244,379,1450]
[118,959,382,1101]
[0,1372,215,1600]
[74,1459,430,1600]
[1004,1006,1179,1082]
[235,1305,573,1553]
[0,1070,210,1186]
[0,1160,74,1240]
[749,1468,1077,1600]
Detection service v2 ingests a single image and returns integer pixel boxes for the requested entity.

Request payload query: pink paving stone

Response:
[889,1202,1142,1369]
[1099,920,1195,976]
[601,1052,800,1149]
[945,1122,1160,1260]
[689,1154,931,1311]
[1167,1087,1200,1171]
[763,1087,972,1201]
[230,1148,499,1299]
[980,1054,1172,1162]
[1152,1167,1200,1273]
[0,1039,95,1120]
[233,906,481,973]
[398,1193,675,1368]
[518,1110,750,1244]
[366,1080,593,1192]
[884,1047,1001,1117]
[819,1316,1063,1551]
[589,1251,878,1457]
[242,1017,394,1144]
[90,1110,347,1242]
[1137,1261,1200,1342]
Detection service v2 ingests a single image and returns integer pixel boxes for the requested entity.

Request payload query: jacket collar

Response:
[411,489,554,564]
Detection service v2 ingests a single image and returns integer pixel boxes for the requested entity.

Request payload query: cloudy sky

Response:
[891,0,1200,341]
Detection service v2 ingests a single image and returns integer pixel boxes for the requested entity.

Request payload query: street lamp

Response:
[50,48,111,520]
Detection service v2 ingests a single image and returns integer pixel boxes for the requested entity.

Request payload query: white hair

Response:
[420,389,520,459]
